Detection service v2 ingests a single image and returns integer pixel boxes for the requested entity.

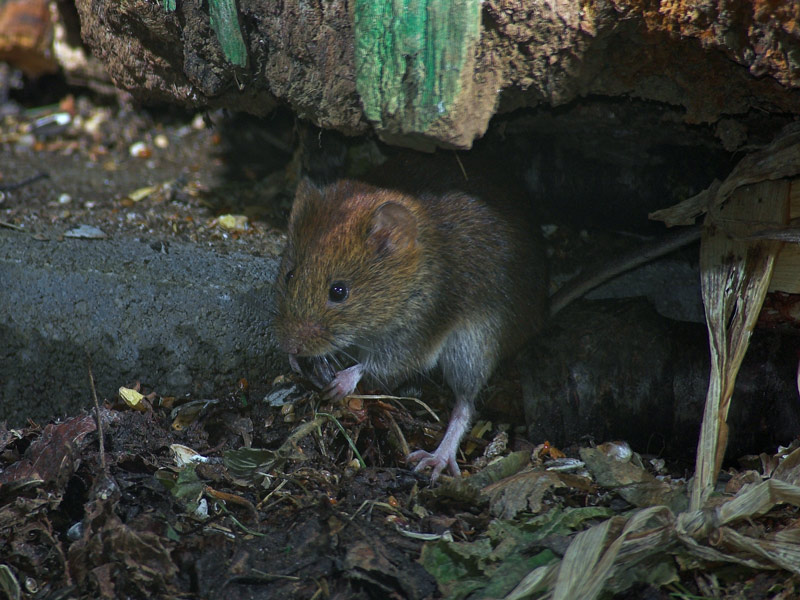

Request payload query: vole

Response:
[273,153,700,480]
[274,154,548,479]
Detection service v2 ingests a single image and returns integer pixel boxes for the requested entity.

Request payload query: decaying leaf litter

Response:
[4,90,800,598]
[4,362,800,599]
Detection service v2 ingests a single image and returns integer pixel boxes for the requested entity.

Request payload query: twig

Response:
[256,478,289,510]
[205,486,260,523]
[349,394,441,422]
[0,172,48,191]
[384,409,411,457]
[317,411,366,468]
[0,221,24,231]
[213,500,266,537]
[86,352,107,472]
[453,152,468,182]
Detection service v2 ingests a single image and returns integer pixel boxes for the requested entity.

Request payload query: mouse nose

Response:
[279,337,301,355]
[279,322,324,356]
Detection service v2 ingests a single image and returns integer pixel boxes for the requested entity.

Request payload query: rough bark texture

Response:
[487,0,800,122]
[74,0,363,131]
[73,0,800,149]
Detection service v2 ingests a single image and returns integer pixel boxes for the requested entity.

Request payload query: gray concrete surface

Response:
[0,229,283,425]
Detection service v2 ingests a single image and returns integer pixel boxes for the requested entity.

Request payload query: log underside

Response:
[73,0,800,151]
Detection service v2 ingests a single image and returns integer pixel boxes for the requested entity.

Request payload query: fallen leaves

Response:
[67,476,179,599]
[0,411,116,486]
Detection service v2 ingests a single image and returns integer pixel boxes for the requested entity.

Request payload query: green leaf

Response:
[421,507,610,599]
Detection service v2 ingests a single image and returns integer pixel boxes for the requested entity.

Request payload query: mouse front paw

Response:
[407,448,460,481]
[321,364,364,401]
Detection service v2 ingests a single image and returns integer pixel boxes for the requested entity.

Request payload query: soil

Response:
[1,79,798,599]
[0,90,294,250]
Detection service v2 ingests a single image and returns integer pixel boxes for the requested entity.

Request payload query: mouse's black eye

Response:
[284,269,295,284]
[329,281,349,303]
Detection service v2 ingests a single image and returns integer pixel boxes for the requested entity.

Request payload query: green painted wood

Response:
[163,0,176,12]
[354,0,482,135]
[209,0,247,68]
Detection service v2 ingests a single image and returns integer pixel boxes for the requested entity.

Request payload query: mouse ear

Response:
[368,201,418,253]
[290,177,324,223]
[295,176,322,196]
[294,177,324,205]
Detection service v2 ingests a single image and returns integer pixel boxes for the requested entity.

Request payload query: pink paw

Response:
[321,364,364,401]
[407,448,460,481]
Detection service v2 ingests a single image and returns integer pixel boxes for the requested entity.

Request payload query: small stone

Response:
[191,113,206,130]
[218,214,248,231]
[129,141,151,158]
[64,224,107,239]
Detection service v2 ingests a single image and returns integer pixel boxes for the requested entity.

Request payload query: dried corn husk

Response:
[691,179,790,509]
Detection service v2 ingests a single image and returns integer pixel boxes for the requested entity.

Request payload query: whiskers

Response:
[331,341,364,364]
[277,326,443,400]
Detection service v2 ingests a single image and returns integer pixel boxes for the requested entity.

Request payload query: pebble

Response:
[154,134,169,148]
[129,141,151,158]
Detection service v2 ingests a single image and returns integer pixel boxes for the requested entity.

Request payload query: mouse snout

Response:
[278,321,327,356]
[280,339,302,355]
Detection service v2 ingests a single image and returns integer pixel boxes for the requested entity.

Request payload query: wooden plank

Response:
[0,0,57,77]
[209,0,247,68]
[769,178,800,292]
[353,0,483,148]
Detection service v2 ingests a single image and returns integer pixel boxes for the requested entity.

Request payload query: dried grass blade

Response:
[552,507,674,600]
[650,125,800,226]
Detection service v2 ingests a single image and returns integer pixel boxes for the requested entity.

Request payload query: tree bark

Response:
[73,0,800,150]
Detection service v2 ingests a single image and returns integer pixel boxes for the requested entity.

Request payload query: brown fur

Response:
[273,153,548,477]
[275,155,547,380]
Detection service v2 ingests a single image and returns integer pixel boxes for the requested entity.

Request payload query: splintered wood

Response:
[0,0,56,77]
[767,180,800,292]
